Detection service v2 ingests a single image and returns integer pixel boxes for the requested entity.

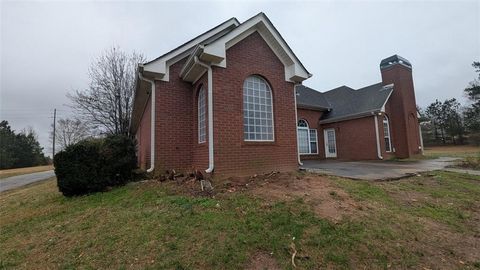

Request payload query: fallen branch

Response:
[290,241,297,268]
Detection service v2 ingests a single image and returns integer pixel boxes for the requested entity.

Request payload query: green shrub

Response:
[54,135,137,197]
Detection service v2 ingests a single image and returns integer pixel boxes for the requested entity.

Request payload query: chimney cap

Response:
[380,55,412,70]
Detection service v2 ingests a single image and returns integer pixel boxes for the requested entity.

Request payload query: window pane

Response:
[309,129,317,154]
[243,76,274,141]
[310,142,318,154]
[383,116,391,152]
[198,87,206,143]
[298,129,309,154]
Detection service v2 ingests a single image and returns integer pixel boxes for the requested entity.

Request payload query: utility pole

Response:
[52,108,56,158]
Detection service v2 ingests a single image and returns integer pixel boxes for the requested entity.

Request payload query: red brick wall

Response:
[154,58,194,172]
[320,116,378,160]
[297,108,324,160]
[381,64,421,158]
[192,74,209,171]
[136,95,151,169]
[211,31,298,176]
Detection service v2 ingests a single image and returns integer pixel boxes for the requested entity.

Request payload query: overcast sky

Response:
[1,0,479,156]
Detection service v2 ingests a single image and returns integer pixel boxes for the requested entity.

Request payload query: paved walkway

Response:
[0,170,55,192]
[300,157,466,180]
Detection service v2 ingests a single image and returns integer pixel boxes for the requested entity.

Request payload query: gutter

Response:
[373,113,384,160]
[138,71,156,173]
[294,85,303,166]
[194,56,215,173]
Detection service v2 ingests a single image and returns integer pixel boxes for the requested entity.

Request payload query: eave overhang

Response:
[142,17,240,82]
[319,110,381,125]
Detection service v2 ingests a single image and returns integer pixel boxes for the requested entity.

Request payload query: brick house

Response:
[130,12,423,176]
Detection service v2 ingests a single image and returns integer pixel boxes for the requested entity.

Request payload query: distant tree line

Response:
[0,121,49,169]
[420,62,480,146]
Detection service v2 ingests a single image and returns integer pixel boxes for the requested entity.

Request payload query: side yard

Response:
[1,170,479,269]
[424,145,479,159]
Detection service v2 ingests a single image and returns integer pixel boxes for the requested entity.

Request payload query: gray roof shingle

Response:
[296,85,331,110]
[296,82,394,123]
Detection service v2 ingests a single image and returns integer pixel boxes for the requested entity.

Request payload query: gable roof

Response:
[296,83,394,124]
[296,85,331,111]
[320,83,393,123]
[143,12,311,83]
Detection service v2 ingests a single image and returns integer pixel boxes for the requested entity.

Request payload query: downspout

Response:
[374,114,384,160]
[419,123,425,155]
[293,84,303,166]
[194,56,214,173]
[138,72,156,173]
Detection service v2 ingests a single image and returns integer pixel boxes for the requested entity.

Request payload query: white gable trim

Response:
[143,18,239,81]
[200,13,311,83]
[380,83,394,112]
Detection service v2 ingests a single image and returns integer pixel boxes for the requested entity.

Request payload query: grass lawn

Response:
[0,165,53,180]
[424,145,479,159]
[1,171,479,269]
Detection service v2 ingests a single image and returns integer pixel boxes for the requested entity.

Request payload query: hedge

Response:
[53,135,137,197]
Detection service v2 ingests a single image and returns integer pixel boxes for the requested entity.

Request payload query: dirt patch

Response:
[152,171,364,221]
[414,218,480,268]
[246,173,363,222]
[245,251,280,270]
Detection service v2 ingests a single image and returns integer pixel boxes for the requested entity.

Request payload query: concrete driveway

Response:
[301,157,460,180]
[0,170,55,192]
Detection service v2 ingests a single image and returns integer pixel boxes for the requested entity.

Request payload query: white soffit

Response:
[143,18,240,81]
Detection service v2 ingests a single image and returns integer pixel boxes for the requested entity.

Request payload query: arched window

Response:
[297,119,318,154]
[243,76,274,141]
[383,115,392,152]
[198,87,206,143]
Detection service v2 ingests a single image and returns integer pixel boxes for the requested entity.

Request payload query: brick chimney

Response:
[380,55,422,158]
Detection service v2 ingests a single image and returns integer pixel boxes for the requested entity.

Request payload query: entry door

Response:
[324,128,337,158]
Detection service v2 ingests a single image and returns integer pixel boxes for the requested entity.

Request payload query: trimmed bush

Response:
[54,135,137,197]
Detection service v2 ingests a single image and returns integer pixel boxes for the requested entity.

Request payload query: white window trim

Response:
[243,76,275,142]
[198,87,206,144]
[298,120,318,155]
[383,115,392,152]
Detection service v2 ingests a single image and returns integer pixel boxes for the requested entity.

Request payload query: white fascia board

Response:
[143,18,239,81]
[380,83,394,112]
[202,13,311,83]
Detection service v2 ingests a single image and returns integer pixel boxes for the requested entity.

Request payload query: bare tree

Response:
[49,118,89,151]
[68,47,146,135]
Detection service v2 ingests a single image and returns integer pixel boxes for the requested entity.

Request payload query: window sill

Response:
[242,140,277,147]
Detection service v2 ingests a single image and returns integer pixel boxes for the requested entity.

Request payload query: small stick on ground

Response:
[290,241,297,268]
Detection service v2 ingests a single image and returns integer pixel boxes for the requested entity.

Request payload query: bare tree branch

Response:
[68,46,146,135]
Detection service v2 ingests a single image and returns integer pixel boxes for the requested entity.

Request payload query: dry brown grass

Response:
[424,145,479,159]
[0,165,53,180]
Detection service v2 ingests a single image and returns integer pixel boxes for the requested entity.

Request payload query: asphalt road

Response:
[0,170,55,192]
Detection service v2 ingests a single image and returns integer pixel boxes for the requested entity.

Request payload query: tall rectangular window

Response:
[198,87,206,143]
[243,76,274,141]
[297,120,318,155]
[383,116,392,152]
[309,129,318,154]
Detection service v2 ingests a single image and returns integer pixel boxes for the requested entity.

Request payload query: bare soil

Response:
[248,173,362,222]
[245,252,280,270]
